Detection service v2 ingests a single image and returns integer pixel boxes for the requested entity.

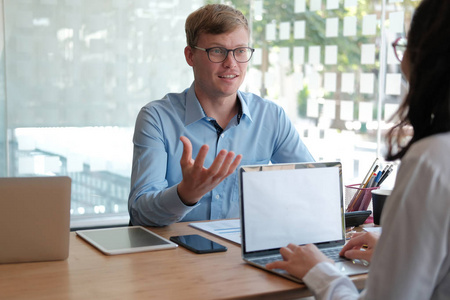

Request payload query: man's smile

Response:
[219,74,239,79]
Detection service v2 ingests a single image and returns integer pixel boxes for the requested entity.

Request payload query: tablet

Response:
[76,226,177,255]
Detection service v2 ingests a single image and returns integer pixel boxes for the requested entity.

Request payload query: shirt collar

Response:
[185,82,205,126]
[237,90,253,123]
[184,82,253,126]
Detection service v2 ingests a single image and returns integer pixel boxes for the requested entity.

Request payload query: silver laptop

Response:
[0,176,71,264]
[239,162,369,283]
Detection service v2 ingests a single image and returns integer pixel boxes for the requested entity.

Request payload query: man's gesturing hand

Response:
[177,136,242,205]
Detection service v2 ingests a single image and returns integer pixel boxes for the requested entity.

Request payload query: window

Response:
[0,0,418,228]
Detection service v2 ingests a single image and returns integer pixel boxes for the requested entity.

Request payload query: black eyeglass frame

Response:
[392,37,407,62]
[193,46,255,63]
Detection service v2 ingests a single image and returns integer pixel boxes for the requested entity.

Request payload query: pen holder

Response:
[345,184,380,214]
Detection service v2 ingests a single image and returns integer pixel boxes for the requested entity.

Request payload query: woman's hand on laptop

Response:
[266,243,333,279]
[339,232,380,263]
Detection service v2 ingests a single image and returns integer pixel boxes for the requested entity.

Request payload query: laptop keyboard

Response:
[320,247,348,263]
[252,247,348,266]
[252,254,283,266]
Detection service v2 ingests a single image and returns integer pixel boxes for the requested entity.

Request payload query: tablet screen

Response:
[76,226,177,255]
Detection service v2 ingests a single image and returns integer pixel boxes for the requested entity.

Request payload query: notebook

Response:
[239,162,369,283]
[0,176,71,264]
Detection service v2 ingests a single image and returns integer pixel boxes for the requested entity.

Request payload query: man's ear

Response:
[185,46,194,67]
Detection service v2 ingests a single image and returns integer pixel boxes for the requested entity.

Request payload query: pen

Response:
[375,164,390,187]
[372,170,382,187]
[379,164,390,179]
[366,172,377,188]
[377,166,393,187]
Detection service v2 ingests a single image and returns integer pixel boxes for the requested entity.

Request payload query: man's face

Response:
[185,26,250,101]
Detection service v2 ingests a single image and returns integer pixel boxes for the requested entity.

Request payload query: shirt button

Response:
[220,133,225,138]
[215,194,220,200]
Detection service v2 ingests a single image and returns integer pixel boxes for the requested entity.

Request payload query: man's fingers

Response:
[193,144,210,171]
[227,154,243,175]
[180,136,193,166]
[207,150,229,176]
[209,151,243,182]
[212,151,238,179]
[180,137,243,190]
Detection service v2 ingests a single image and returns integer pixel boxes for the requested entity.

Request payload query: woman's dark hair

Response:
[386,0,450,161]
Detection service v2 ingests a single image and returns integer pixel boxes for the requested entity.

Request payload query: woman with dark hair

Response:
[267,0,450,299]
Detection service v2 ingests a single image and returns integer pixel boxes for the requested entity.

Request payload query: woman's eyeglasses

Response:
[392,37,407,62]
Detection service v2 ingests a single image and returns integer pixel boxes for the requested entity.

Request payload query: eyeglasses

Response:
[193,46,255,63]
[392,37,407,62]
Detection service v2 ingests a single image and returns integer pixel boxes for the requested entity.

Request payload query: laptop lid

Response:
[0,176,71,264]
[239,162,345,258]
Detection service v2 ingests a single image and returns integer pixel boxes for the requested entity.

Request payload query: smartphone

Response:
[169,234,227,254]
[344,210,372,227]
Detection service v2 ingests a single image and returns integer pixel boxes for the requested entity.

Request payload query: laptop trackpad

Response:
[336,260,370,275]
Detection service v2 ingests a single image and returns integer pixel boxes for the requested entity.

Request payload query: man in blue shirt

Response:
[128,4,314,226]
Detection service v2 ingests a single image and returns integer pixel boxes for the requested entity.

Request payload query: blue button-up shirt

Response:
[128,82,315,226]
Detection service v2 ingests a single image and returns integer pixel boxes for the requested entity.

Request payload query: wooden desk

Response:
[0,221,367,300]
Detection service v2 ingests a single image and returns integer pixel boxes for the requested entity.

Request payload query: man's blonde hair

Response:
[185,4,249,47]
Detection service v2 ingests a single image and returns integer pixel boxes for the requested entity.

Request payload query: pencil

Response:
[359,158,379,188]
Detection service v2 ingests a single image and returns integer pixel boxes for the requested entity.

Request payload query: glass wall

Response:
[245,0,418,185]
[0,0,418,228]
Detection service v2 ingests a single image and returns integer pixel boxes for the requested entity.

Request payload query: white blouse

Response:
[303,132,450,300]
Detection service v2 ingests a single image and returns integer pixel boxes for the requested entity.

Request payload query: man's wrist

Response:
[177,183,199,206]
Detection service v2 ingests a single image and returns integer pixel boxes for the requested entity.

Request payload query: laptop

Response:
[0,176,71,264]
[239,162,369,283]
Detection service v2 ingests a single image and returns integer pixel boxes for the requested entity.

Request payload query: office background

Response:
[0,0,417,228]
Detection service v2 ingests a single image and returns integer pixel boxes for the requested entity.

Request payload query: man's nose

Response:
[222,51,237,68]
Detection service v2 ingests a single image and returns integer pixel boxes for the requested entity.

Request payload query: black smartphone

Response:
[169,234,227,254]
[344,210,372,227]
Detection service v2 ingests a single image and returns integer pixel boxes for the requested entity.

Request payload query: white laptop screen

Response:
[241,164,343,253]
